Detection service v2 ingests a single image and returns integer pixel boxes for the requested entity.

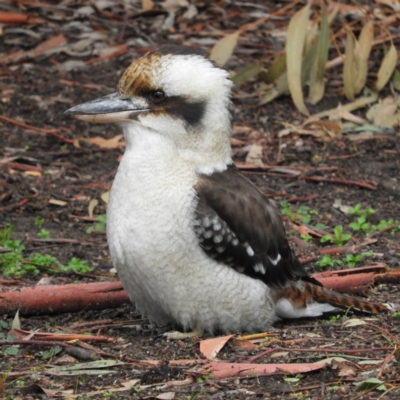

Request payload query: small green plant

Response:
[349,216,372,234]
[348,204,375,217]
[34,218,45,226]
[300,233,312,242]
[0,225,38,277]
[87,214,107,234]
[5,346,19,356]
[374,219,400,233]
[30,253,58,267]
[343,251,373,268]
[315,254,343,269]
[0,225,93,277]
[37,345,62,360]
[320,225,352,246]
[14,379,25,387]
[392,311,400,318]
[329,314,341,323]
[281,201,318,224]
[197,373,213,383]
[102,392,117,399]
[0,320,9,330]
[37,228,51,239]
[314,222,328,230]
[63,258,92,274]
[297,205,318,224]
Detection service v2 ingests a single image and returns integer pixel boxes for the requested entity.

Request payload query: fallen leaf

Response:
[11,310,21,330]
[244,144,264,165]
[49,199,67,207]
[200,335,234,360]
[156,393,175,400]
[232,64,263,88]
[286,3,311,115]
[142,0,154,11]
[86,134,125,149]
[335,361,356,377]
[210,30,240,67]
[233,339,257,350]
[375,44,397,91]
[343,32,356,100]
[88,199,98,218]
[101,191,110,204]
[366,96,399,128]
[354,20,373,93]
[207,361,326,379]
[308,6,330,104]
[342,318,367,328]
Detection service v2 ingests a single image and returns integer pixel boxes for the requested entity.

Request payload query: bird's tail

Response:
[273,281,389,319]
[302,281,388,314]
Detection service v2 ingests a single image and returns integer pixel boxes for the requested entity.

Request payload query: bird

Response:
[65,45,388,337]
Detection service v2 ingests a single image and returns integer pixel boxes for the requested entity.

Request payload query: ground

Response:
[1,1,400,399]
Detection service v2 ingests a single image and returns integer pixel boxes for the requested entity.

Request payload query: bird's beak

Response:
[65,92,149,124]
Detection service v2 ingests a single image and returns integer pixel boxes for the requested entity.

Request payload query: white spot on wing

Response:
[245,244,254,257]
[268,253,281,266]
[254,262,266,274]
[213,234,223,243]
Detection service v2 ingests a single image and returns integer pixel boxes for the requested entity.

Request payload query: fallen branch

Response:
[1,265,395,316]
[0,281,129,315]
[8,329,114,343]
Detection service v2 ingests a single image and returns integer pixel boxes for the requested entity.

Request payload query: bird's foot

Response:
[155,327,204,341]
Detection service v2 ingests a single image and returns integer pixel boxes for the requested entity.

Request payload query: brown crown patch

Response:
[118,53,163,96]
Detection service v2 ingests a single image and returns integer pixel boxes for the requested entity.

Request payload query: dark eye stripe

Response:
[150,96,206,126]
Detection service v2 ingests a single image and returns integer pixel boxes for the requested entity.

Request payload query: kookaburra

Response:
[66,45,387,335]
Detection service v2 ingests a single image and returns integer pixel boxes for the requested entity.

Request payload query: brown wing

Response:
[194,164,317,288]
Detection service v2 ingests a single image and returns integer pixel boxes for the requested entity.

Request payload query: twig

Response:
[247,346,394,364]
[301,175,377,190]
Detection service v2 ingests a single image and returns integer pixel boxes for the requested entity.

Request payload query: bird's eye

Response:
[150,90,166,103]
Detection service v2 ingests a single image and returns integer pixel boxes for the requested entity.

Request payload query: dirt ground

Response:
[1,1,400,399]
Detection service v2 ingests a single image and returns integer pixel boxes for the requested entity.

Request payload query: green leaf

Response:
[354,378,387,392]
[232,64,263,88]
[5,346,19,356]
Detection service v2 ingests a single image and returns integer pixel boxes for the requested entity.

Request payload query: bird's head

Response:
[66,45,234,173]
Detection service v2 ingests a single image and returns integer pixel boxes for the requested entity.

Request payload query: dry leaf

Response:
[101,191,110,204]
[207,361,326,379]
[142,0,154,11]
[375,0,400,11]
[85,134,125,148]
[308,6,330,104]
[49,199,67,207]
[199,335,234,360]
[88,199,98,218]
[286,3,311,115]
[354,21,373,94]
[244,144,264,165]
[366,97,399,127]
[209,31,240,67]
[233,339,257,350]
[156,393,175,400]
[375,44,397,91]
[343,32,356,100]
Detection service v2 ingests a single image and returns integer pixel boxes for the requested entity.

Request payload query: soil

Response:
[1,1,400,399]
